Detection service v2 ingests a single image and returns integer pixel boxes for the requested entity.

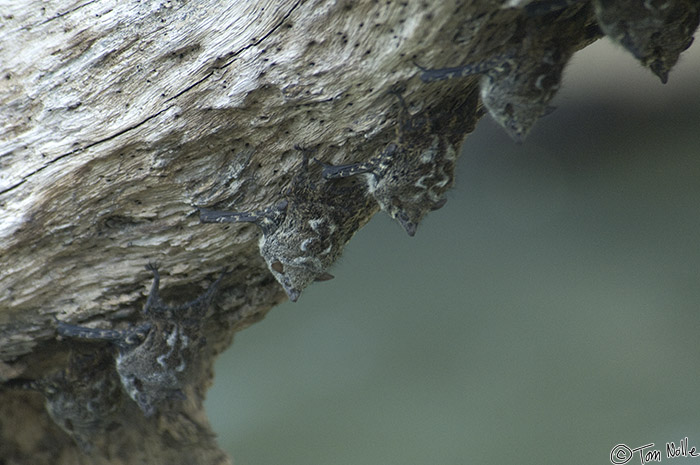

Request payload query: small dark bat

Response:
[419,4,595,142]
[4,349,123,451]
[509,0,699,83]
[318,89,477,236]
[592,0,699,83]
[56,264,222,417]
[200,150,376,301]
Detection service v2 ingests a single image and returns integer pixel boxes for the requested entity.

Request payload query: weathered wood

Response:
[1,0,688,463]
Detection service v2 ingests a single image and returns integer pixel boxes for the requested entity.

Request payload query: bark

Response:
[0,0,669,463]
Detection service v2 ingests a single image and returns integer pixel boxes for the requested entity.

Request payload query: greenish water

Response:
[205,41,700,465]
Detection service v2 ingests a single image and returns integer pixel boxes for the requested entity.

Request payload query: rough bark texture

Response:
[0,0,682,463]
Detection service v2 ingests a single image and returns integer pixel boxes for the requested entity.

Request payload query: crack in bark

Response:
[0,105,175,197]
[18,0,100,31]
[164,0,304,105]
[1,1,304,199]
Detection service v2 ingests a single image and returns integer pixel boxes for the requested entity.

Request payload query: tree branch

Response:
[1,0,695,462]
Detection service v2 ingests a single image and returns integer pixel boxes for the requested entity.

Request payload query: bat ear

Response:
[396,211,417,237]
[402,222,417,237]
[314,272,334,282]
[542,105,557,117]
[271,261,284,273]
[285,288,301,302]
[431,198,448,211]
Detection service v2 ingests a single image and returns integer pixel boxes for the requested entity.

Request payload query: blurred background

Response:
[206,38,700,465]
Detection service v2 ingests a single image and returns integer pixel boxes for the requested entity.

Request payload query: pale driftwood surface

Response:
[0,0,635,462]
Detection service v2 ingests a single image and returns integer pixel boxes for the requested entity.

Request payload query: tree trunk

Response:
[0,0,691,463]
